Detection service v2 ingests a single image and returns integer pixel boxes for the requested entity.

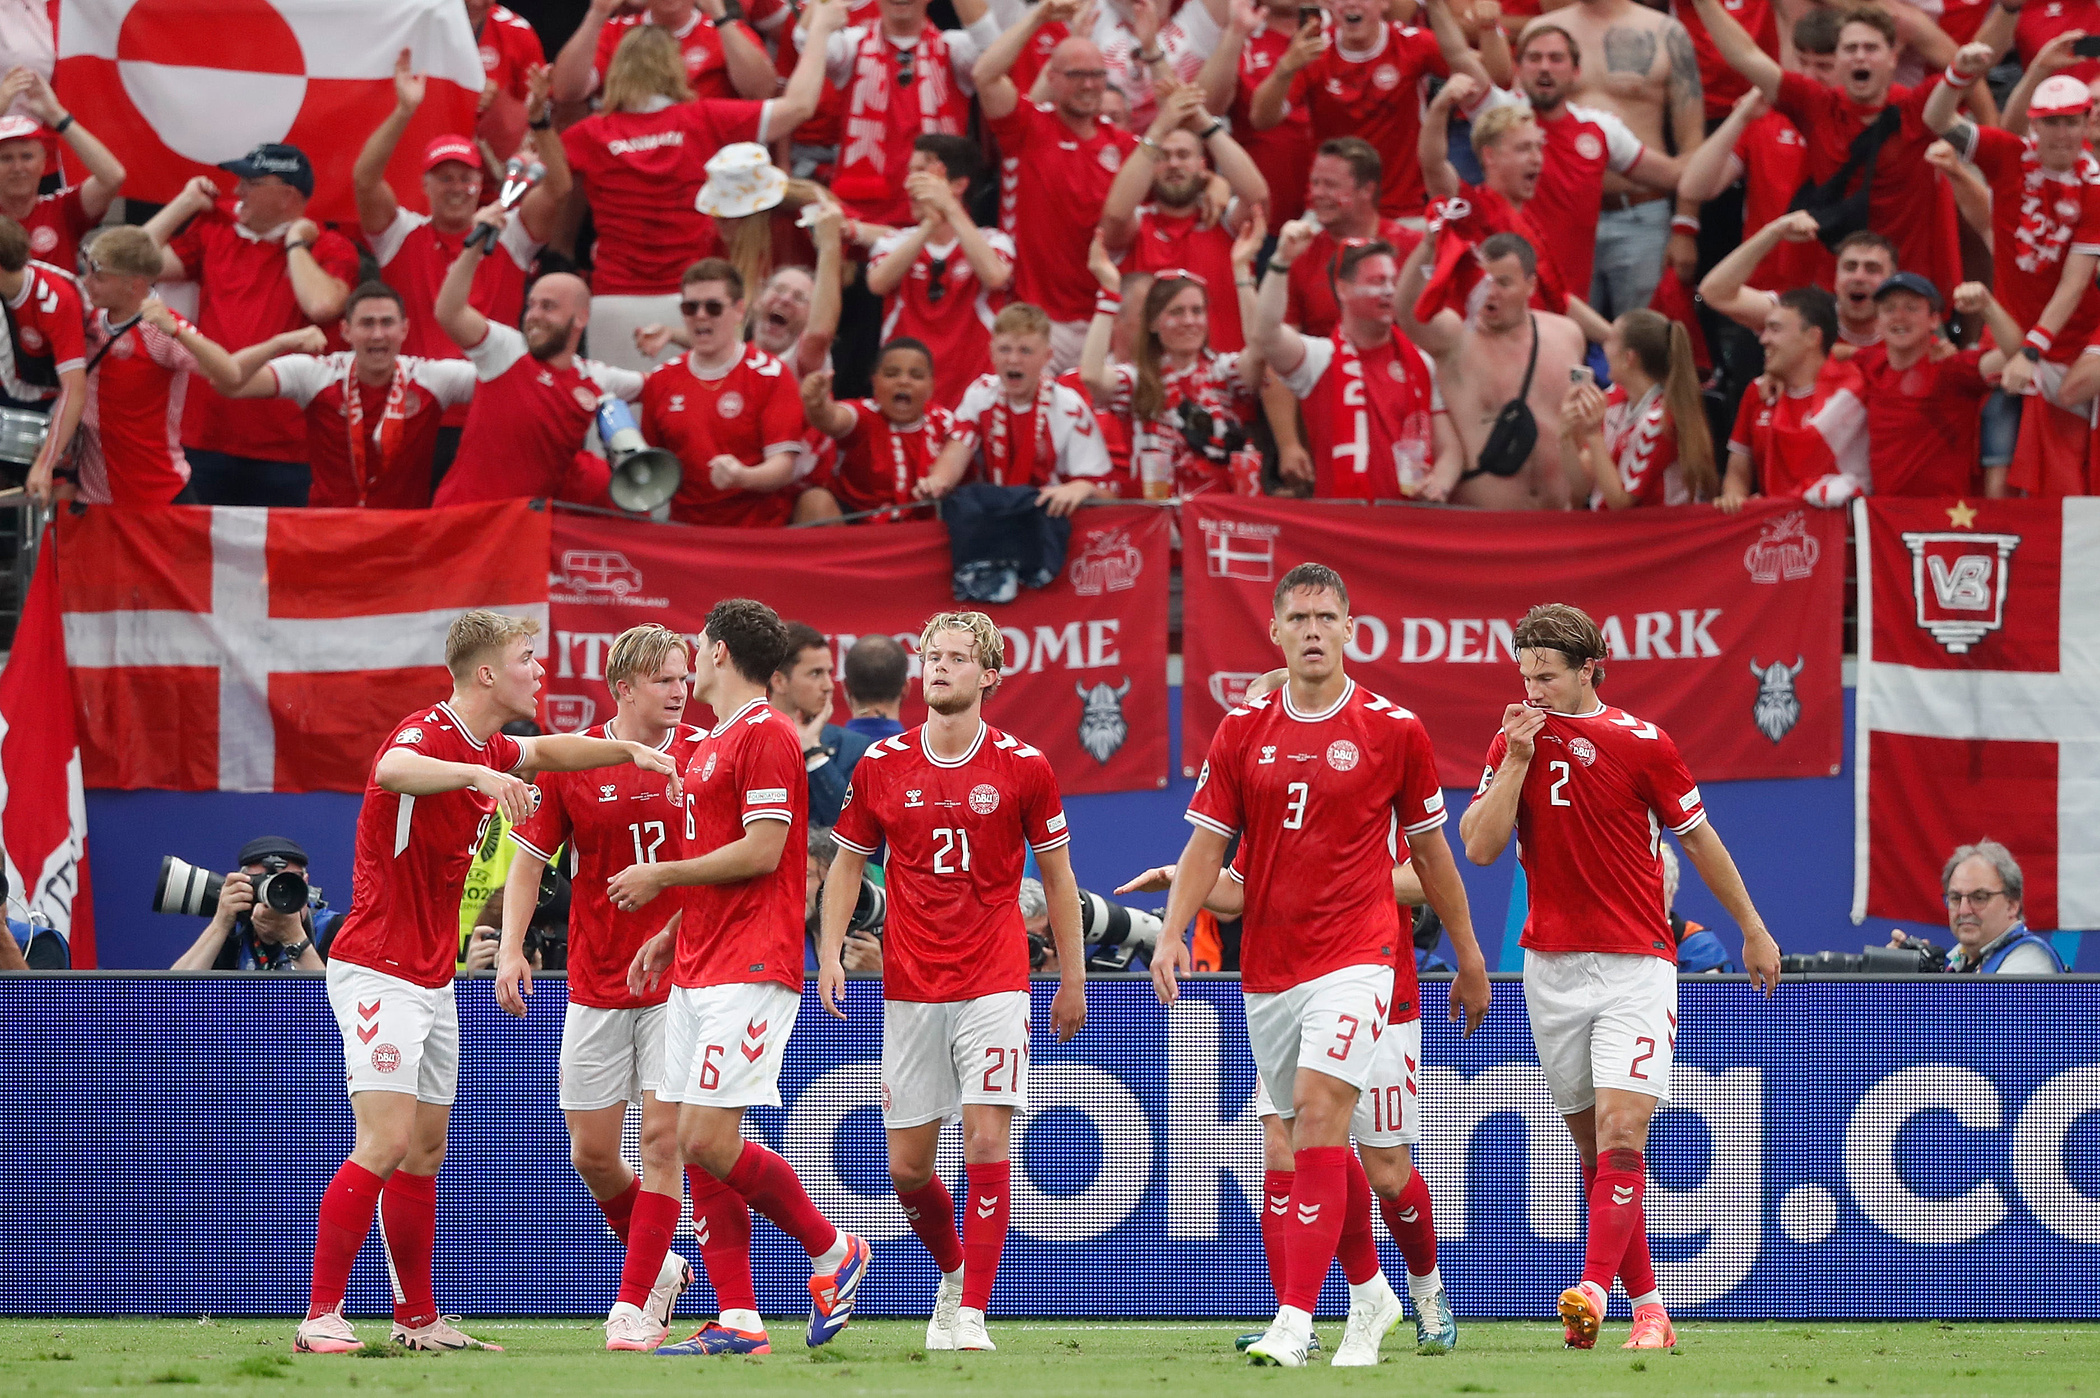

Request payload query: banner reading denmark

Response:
[1180,498,1845,787]
[544,509,1171,796]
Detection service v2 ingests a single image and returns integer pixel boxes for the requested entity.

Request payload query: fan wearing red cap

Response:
[0,66,126,272]
[1925,41,2100,498]
[352,48,571,456]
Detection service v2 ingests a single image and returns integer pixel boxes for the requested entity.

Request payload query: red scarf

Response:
[836,23,969,219]
[983,375,1054,485]
[344,358,409,507]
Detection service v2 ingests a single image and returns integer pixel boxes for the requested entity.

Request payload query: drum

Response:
[0,407,49,467]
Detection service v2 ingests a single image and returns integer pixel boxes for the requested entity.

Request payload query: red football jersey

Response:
[1280,332,1444,501]
[1963,126,2100,358]
[1128,206,1243,351]
[672,696,807,993]
[331,702,526,989]
[872,226,1015,409]
[1476,704,1706,961]
[1593,382,1682,508]
[1673,0,1778,122]
[829,399,957,515]
[0,260,84,403]
[1850,343,1990,499]
[1726,356,1868,500]
[833,722,1070,1003]
[593,8,765,104]
[370,207,538,372]
[1228,846,1421,1025]
[1284,24,1449,216]
[1187,680,1447,995]
[78,309,196,507]
[510,720,704,1009]
[474,4,546,158]
[640,346,806,526]
[1231,19,1312,226]
[989,101,1138,322]
[21,185,92,271]
[1737,111,1822,292]
[268,353,477,508]
[1285,218,1420,337]
[437,322,642,507]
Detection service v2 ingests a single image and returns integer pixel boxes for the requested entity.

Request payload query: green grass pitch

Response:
[5,1318,2096,1398]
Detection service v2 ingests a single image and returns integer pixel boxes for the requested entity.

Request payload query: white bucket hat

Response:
[696,142,789,219]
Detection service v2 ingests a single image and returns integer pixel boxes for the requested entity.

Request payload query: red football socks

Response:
[1379,1167,1439,1278]
[1280,1146,1349,1311]
[1583,1148,1648,1293]
[597,1176,640,1244]
[897,1176,965,1274]
[688,1166,759,1314]
[961,1160,1011,1311]
[308,1160,384,1319]
[379,1170,439,1328]
[614,1187,681,1312]
[724,1140,838,1258]
[1335,1151,1380,1286]
[1620,1202,1659,1301]
[1259,1168,1294,1302]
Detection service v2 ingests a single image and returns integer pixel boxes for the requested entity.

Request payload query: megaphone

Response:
[598,398,682,514]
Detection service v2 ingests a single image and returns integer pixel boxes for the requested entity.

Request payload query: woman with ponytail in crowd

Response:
[1561,308,1718,509]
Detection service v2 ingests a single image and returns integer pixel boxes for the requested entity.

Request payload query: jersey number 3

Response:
[1283,781,1309,829]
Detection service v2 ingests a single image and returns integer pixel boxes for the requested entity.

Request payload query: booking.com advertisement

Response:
[4,977,2095,1319]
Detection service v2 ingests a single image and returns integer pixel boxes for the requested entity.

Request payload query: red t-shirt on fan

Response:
[1232,19,1313,226]
[673,696,807,994]
[1128,206,1244,351]
[21,185,92,271]
[1187,679,1448,994]
[0,261,85,402]
[1286,218,1421,337]
[1850,343,1990,498]
[1280,332,1444,501]
[829,399,957,514]
[1962,126,2100,359]
[870,225,1015,409]
[1737,110,1824,291]
[561,98,768,295]
[989,101,1138,322]
[1285,23,1450,216]
[832,722,1070,1003]
[369,207,538,370]
[1593,383,1681,508]
[1527,101,1645,307]
[640,345,806,527]
[267,353,478,508]
[438,322,643,507]
[593,9,767,104]
[331,702,526,989]
[1477,704,1705,962]
[510,721,703,1010]
[1727,355,1868,499]
[1673,0,1779,122]
[2017,0,2100,85]
[475,3,546,158]
[78,310,196,508]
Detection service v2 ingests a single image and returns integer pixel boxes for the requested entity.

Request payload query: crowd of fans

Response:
[6,0,2099,520]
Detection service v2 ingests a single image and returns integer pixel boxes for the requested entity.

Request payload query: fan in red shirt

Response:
[1678,82,1821,296]
[1720,286,1869,511]
[1248,0,1480,218]
[1670,0,1778,122]
[495,624,710,1351]
[1204,0,1316,226]
[296,610,684,1356]
[551,0,780,110]
[1562,308,1719,508]
[352,50,568,457]
[1256,221,1463,501]
[560,12,835,372]
[140,145,360,506]
[466,0,547,159]
[866,134,1015,411]
[72,229,209,508]
[0,71,125,272]
[817,610,1086,1353]
[1099,84,1272,354]
[1848,275,2002,498]
[639,257,807,526]
[0,217,83,496]
[977,6,1141,370]
[611,598,874,1357]
[1282,139,1421,338]
[434,203,645,507]
[1415,86,1586,323]
[1689,0,1961,299]
[220,285,479,510]
[801,338,958,518]
[1156,563,1487,1368]
[930,303,1115,510]
[1460,603,1778,1352]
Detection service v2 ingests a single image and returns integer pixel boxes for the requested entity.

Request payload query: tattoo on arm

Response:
[1603,25,1657,76]
[1665,21,1703,110]
[1948,118,1977,157]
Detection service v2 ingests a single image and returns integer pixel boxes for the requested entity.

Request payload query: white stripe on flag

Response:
[58,0,484,85]
[2056,500,2100,928]
[1850,496,1871,926]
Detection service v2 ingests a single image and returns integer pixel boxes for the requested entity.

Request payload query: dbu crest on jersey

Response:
[1326,740,1359,772]
[969,783,1000,815]
[701,752,718,782]
[1568,736,1597,767]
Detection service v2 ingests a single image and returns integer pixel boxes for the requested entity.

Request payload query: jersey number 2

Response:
[1548,761,1573,807]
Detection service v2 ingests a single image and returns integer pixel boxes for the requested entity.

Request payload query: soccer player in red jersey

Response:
[609,599,871,1357]
[1459,603,1779,1352]
[494,625,707,1351]
[297,611,683,1355]
[1155,563,1488,1367]
[814,611,1088,1353]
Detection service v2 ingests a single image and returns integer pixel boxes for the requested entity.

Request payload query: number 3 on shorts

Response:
[1328,1013,1361,1061]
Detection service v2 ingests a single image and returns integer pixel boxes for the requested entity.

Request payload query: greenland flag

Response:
[55,0,485,224]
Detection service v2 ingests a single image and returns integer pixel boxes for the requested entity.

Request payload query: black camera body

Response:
[153,854,314,919]
[1780,935,1949,975]
[849,877,886,935]
[1175,399,1250,467]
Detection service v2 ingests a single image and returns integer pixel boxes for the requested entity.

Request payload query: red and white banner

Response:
[1854,497,2098,930]
[60,502,549,792]
[56,0,483,225]
[544,509,1172,796]
[0,537,96,964]
[1181,497,1846,787]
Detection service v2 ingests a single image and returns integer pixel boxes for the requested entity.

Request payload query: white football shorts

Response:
[1244,962,1392,1116]
[880,991,1032,1129]
[1252,1014,1421,1147]
[657,981,801,1109]
[1523,949,1679,1113]
[558,1001,668,1112]
[325,960,458,1106]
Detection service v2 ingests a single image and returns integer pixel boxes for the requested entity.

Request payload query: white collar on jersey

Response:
[604,716,678,751]
[1281,677,1354,723]
[919,719,987,768]
[1558,702,1610,720]
[436,700,491,750]
[709,695,770,737]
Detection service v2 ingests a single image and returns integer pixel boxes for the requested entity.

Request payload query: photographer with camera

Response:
[1917,841,2065,975]
[166,836,329,971]
[807,826,883,975]
[1019,877,1162,976]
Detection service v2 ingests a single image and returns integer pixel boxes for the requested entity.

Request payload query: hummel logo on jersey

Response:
[1267,1195,1290,1215]
[905,789,924,807]
[1259,745,1277,764]
[740,1018,768,1062]
[1396,1208,1419,1224]
[976,1197,998,1218]
[599,784,617,801]
[1612,1186,1635,1206]
[1297,1203,1321,1224]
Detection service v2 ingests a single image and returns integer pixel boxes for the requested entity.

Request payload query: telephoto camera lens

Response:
[151,856,225,917]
